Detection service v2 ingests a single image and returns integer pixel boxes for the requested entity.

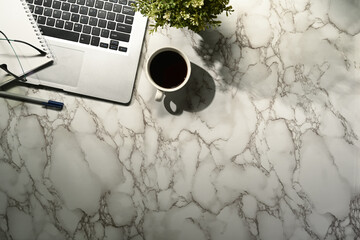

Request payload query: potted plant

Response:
[133,0,233,33]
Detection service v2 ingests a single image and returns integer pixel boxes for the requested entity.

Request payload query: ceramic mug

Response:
[146,47,191,101]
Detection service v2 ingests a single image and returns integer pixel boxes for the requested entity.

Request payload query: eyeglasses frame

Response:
[0,30,47,84]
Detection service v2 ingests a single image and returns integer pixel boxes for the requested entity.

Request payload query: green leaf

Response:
[134,0,233,33]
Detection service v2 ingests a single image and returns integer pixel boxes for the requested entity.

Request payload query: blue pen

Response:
[0,91,64,110]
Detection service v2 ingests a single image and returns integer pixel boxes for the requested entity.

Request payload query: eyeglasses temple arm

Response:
[0,30,47,56]
[0,64,27,82]
[10,39,47,56]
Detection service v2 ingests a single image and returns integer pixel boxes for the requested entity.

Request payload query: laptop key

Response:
[91,27,100,36]
[115,13,124,22]
[122,6,134,16]
[89,17,98,26]
[95,0,104,9]
[110,39,119,50]
[43,0,52,7]
[77,0,86,5]
[71,4,80,13]
[62,11,71,20]
[98,10,106,19]
[52,0,61,9]
[80,34,91,44]
[110,31,129,42]
[85,0,95,7]
[109,44,118,50]
[53,9,62,18]
[46,17,56,26]
[74,23,83,32]
[107,21,116,30]
[104,2,113,11]
[38,15,47,24]
[83,25,92,34]
[101,29,110,38]
[113,4,122,13]
[28,4,35,13]
[34,0,43,5]
[71,13,80,22]
[44,8,53,16]
[40,25,80,42]
[118,46,127,52]
[91,36,100,46]
[107,12,115,21]
[55,19,65,28]
[88,8,97,16]
[35,6,44,15]
[100,42,108,48]
[80,6,89,14]
[116,23,131,33]
[61,2,70,11]
[98,19,107,28]
[64,21,74,30]
[80,15,89,24]
[124,15,133,25]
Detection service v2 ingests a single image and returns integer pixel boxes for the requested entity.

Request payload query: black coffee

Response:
[149,51,188,89]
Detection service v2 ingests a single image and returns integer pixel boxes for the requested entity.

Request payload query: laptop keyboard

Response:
[26,0,136,52]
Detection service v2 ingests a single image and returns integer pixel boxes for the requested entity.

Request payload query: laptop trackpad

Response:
[36,45,84,87]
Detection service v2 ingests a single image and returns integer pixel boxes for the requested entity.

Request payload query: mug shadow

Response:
[163,62,215,115]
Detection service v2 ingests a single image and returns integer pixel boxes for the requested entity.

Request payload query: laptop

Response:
[25,0,147,104]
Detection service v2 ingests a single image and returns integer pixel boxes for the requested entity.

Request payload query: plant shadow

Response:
[162,62,215,115]
[191,28,244,91]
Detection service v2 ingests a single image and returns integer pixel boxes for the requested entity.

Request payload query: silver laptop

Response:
[26,0,147,104]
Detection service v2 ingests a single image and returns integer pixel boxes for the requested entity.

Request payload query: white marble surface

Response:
[1,0,360,239]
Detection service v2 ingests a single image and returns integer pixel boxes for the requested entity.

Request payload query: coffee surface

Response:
[150,51,187,89]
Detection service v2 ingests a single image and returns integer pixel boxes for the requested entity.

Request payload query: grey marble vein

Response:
[0,0,360,239]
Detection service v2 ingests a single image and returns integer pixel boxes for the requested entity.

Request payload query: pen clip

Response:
[44,100,64,110]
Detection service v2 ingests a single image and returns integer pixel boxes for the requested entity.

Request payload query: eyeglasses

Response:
[0,30,64,110]
[0,30,47,83]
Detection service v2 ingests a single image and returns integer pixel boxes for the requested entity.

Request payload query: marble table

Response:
[1,0,360,239]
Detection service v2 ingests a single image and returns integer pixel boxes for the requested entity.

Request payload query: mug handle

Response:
[155,90,164,101]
